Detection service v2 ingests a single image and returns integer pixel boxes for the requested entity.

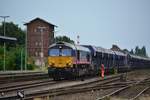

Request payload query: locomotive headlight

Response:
[67,62,72,66]
[66,58,72,66]
[50,62,54,66]
[68,62,72,66]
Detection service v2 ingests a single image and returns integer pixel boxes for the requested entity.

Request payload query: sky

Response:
[0,0,150,56]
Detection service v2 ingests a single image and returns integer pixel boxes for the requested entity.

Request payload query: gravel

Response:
[49,69,150,100]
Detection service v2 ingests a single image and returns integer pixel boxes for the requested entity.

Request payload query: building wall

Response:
[27,19,54,58]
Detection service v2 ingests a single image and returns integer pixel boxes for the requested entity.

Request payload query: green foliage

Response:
[122,49,129,54]
[54,35,74,44]
[0,22,25,46]
[141,46,146,57]
[0,46,26,70]
[27,64,36,70]
[135,46,139,55]
[130,49,134,54]
[0,22,27,70]
[130,46,148,57]
[26,57,39,70]
[0,21,53,70]
[0,46,3,70]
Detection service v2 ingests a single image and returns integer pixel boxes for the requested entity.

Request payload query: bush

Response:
[27,64,36,70]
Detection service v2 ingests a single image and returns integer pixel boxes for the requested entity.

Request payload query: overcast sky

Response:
[0,0,150,56]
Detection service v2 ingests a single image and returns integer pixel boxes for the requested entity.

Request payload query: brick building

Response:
[24,18,56,66]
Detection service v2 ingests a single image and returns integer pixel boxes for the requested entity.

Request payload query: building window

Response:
[35,42,38,46]
[35,27,48,33]
[35,28,41,33]
[39,42,41,46]
[35,51,38,56]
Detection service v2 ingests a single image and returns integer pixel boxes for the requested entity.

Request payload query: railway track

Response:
[0,72,49,84]
[0,74,124,100]
[0,79,54,93]
[96,77,150,100]
[24,74,124,100]
[49,79,136,100]
[138,87,150,99]
[0,79,57,100]
[0,71,44,76]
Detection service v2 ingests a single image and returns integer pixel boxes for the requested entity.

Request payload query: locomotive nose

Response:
[48,56,73,68]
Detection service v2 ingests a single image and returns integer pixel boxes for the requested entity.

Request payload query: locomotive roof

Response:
[93,46,126,56]
[83,45,127,56]
[113,51,126,56]
[49,42,90,52]
[75,45,90,52]
[84,45,115,55]
[93,46,105,53]
[104,49,115,55]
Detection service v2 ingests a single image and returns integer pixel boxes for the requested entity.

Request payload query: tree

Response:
[134,46,148,57]
[0,22,25,46]
[135,46,139,55]
[123,49,129,53]
[0,22,26,70]
[54,35,74,44]
[130,49,134,54]
[141,46,146,57]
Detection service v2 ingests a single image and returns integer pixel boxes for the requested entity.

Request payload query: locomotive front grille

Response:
[48,56,73,68]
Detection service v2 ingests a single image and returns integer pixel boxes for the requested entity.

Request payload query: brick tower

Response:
[24,17,56,66]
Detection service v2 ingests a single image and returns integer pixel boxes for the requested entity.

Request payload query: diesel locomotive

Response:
[47,42,150,80]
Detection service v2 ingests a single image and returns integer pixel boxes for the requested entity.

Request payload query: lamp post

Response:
[25,27,27,70]
[38,26,46,68]
[0,16,9,71]
[21,48,23,71]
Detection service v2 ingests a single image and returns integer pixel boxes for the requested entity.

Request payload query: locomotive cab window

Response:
[49,48,71,56]
[61,49,71,56]
[49,49,59,56]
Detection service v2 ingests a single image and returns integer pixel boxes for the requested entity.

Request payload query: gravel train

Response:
[47,42,150,80]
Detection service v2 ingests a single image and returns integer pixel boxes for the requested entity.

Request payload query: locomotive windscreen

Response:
[49,48,71,56]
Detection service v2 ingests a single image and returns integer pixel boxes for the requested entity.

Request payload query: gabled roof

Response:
[24,17,57,27]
